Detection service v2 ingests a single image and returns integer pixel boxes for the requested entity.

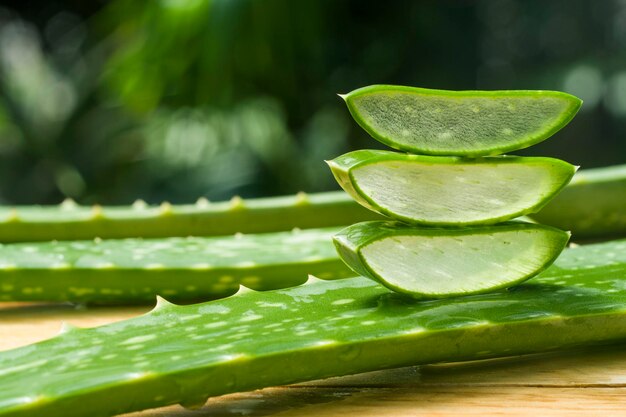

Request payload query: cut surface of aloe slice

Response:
[333,221,569,298]
[328,150,576,226]
[342,85,582,156]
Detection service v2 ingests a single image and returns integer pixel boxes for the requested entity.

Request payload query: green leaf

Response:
[0,228,353,303]
[342,85,582,156]
[1,238,626,416]
[531,164,626,239]
[328,150,576,226]
[0,161,622,242]
[333,220,569,298]
[0,192,382,243]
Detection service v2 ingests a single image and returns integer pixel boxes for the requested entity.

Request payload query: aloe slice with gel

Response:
[333,221,570,299]
[341,85,582,156]
[328,150,576,226]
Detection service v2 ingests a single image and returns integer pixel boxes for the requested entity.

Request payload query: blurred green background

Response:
[0,0,624,204]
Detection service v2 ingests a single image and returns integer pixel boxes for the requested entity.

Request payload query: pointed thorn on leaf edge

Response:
[60,198,78,210]
[59,321,79,335]
[305,274,326,285]
[234,285,255,296]
[154,295,175,310]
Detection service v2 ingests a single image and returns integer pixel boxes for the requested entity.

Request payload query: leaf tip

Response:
[337,93,348,101]
[324,159,338,170]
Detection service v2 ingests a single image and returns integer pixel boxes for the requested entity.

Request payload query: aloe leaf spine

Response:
[1,239,626,416]
[0,228,353,303]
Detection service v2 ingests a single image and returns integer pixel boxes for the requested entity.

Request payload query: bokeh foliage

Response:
[0,0,624,204]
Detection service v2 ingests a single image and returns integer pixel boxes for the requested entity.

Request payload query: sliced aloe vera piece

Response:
[333,221,569,298]
[342,85,582,156]
[0,228,353,303]
[1,239,626,417]
[328,150,576,226]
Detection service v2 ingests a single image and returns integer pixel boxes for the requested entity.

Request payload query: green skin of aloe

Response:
[1,239,626,417]
[0,228,353,303]
[531,164,626,238]
[0,192,382,243]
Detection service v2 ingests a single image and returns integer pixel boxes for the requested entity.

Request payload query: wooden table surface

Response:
[2,301,626,417]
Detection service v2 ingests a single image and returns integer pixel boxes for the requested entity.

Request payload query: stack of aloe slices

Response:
[329,85,582,299]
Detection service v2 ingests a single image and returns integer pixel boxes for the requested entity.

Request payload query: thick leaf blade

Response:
[0,228,352,303]
[1,239,626,416]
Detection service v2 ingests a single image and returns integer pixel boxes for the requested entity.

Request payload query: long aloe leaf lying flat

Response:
[342,85,582,156]
[0,192,382,243]
[328,150,576,226]
[0,161,621,243]
[0,228,353,303]
[531,163,626,239]
[1,239,626,417]
[333,221,569,298]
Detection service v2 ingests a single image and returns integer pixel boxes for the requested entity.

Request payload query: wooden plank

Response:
[121,386,626,417]
[0,302,148,351]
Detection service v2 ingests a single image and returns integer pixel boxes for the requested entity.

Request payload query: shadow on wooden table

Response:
[123,345,626,417]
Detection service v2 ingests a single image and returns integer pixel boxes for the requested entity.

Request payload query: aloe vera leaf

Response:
[333,220,569,299]
[1,239,626,417]
[0,228,353,303]
[328,149,576,226]
[0,161,620,244]
[342,85,582,156]
[531,164,626,238]
[0,192,382,243]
